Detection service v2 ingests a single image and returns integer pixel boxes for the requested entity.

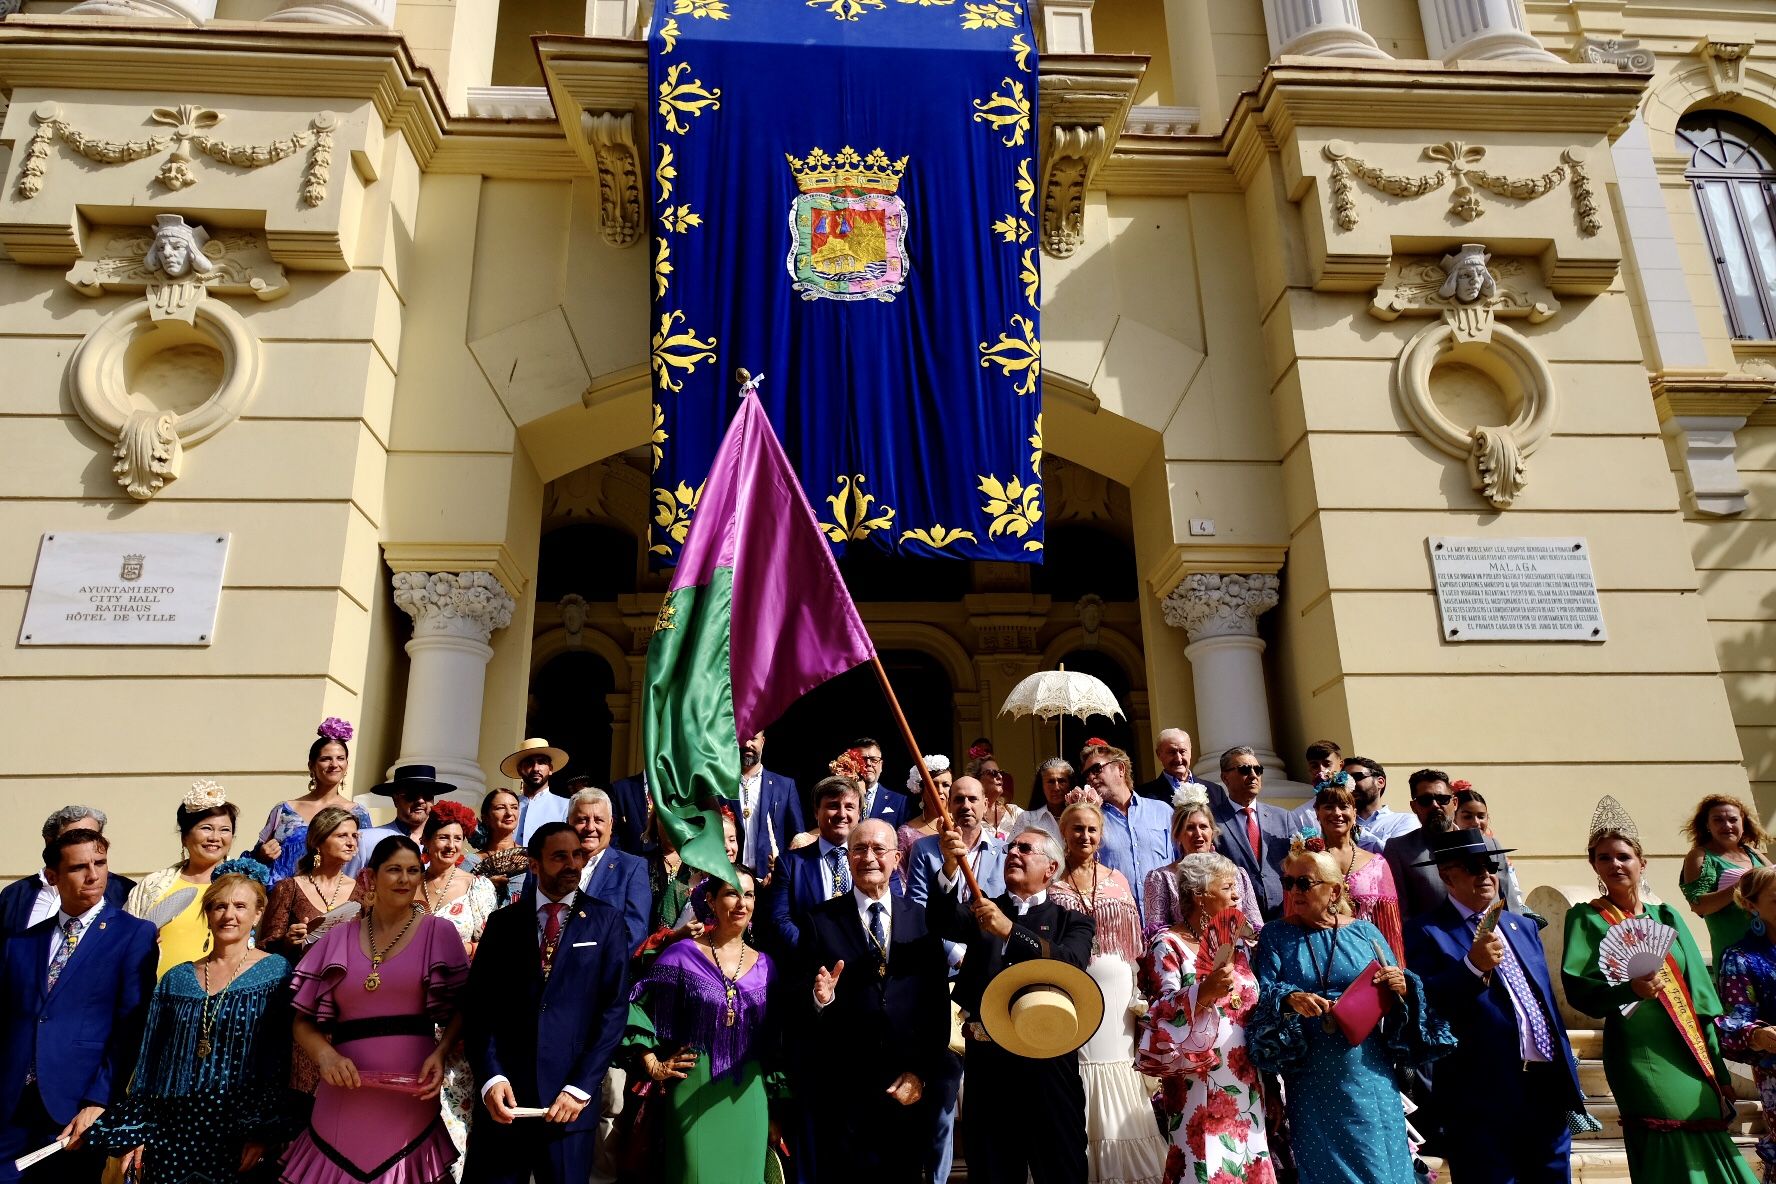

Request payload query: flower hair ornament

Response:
[1313,771,1352,793]
[1083,736,1109,751]
[183,779,228,812]
[1451,779,1473,793]
[1063,784,1103,808]
[906,754,951,793]
[1172,784,1210,812]
[211,857,271,888]
[429,799,478,837]
[317,717,354,743]
[966,741,992,762]
[1290,827,1326,855]
[829,748,868,784]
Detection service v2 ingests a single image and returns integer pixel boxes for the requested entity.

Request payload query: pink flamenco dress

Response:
[280,912,470,1184]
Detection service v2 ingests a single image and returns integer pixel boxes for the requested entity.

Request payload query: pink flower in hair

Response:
[317,717,354,742]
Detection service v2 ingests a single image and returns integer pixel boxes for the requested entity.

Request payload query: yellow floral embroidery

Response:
[652,311,718,392]
[654,239,673,298]
[979,473,1042,551]
[979,313,1040,396]
[660,204,703,234]
[973,77,1031,147]
[656,143,677,204]
[1011,32,1032,72]
[960,1,1016,28]
[1028,412,1043,476]
[653,598,678,633]
[657,17,681,50]
[650,403,668,471]
[1020,247,1039,306]
[900,524,978,548]
[659,62,722,135]
[818,474,896,541]
[650,480,705,556]
[807,0,884,17]
[1015,158,1034,215]
[991,214,1031,244]
[672,0,728,17]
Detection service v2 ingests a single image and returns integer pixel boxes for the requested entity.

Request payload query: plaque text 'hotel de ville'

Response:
[20,532,229,646]
[1428,537,1606,642]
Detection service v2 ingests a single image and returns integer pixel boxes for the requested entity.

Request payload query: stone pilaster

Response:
[1160,573,1295,788]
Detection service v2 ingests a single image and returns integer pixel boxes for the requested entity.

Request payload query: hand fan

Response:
[1717,865,1748,894]
[1597,916,1675,1017]
[141,887,198,930]
[1194,907,1248,983]
[305,902,361,945]
[1473,900,1506,940]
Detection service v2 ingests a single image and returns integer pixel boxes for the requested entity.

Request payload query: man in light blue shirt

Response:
[1343,756,1419,846]
[1083,744,1173,925]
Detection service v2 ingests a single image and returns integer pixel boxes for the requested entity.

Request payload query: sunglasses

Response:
[1279,875,1327,892]
[1455,858,1502,876]
[1006,840,1044,856]
[1226,764,1264,778]
[1415,794,1453,807]
[1083,763,1105,778]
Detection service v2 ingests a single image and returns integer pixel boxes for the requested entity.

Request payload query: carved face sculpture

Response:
[559,594,588,637]
[145,216,216,280]
[1453,260,1488,302]
[1438,244,1495,305]
[1076,593,1104,634]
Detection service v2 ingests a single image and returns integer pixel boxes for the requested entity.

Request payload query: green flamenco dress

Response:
[1561,899,1756,1183]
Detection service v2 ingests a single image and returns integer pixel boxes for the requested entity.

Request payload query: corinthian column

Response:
[1161,573,1293,784]
[1417,0,1556,62]
[1261,0,1389,59]
[391,570,516,800]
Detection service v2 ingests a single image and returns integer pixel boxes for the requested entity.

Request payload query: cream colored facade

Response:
[0,0,1774,943]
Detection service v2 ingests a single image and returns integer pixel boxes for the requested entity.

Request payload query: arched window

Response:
[1679,111,1776,339]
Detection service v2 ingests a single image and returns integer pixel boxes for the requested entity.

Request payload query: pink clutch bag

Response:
[1330,958,1392,1046]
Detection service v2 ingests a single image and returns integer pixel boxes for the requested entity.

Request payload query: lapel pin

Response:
[577,912,586,919]
[98,922,106,930]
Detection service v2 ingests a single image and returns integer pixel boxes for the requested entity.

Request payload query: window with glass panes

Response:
[1680,111,1776,340]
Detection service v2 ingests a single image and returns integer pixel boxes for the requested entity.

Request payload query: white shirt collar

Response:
[536,888,574,915]
[578,847,607,888]
[1008,889,1047,912]
[56,897,106,929]
[853,885,893,917]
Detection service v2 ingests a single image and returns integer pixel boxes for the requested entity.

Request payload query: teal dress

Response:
[1246,918,1454,1184]
[1682,847,1767,971]
[86,955,300,1182]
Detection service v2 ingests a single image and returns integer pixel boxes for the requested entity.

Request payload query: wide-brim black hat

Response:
[368,764,455,798]
[1415,827,1516,866]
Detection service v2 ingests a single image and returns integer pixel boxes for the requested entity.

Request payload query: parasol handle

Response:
[869,655,985,900]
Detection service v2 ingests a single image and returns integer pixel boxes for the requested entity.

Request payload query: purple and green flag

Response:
[642,392,877,881]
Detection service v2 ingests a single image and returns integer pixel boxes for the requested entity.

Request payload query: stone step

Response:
[1578,1097,1762,1142]
[1423,1135,1760,1183]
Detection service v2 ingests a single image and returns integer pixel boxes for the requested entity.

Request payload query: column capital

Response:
[1160,573,1279,644]
[392,570,516,643]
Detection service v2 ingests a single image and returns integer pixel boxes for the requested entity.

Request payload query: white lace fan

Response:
[1597,917,1675,1017]
[305,902,361,946]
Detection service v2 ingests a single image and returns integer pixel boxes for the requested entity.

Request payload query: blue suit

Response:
[865,785,911,824]
[0,901,157,1183]
[722,768,805,873]
[463,886,629,1184]
[510,846,651,958]
[1405,898,1582,1183]
[608,773,653,858]
[763,840,841,956]
[1212,797,1296,920]
[0,874,133,943]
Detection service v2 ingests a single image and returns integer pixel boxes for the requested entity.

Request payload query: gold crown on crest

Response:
[785,145,908,194]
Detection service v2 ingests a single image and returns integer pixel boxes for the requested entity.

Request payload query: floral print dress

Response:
[1138,929,1273,1184]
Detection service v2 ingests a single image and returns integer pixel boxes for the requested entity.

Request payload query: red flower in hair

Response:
[967,741,992,761]
[428,800,479,862]
[1084,736,1109,749]
[829,748,868,783]
[1451,780,1473,792]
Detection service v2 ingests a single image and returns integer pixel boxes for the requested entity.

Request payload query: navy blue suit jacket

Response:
[1212,797,1296,920]
[0,873,133,942]
[1404,898,1582,1110]
[865,785,911,825]
[0,901,157,1125]
[763,841,840,956]
[608,774,653,858]
[510,846,651,958]
[800,894,949,1089]
[465,887,629,1131]
[721,769,805,872]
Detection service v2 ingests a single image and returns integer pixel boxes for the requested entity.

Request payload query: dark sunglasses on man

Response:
[1415,793,1453,807]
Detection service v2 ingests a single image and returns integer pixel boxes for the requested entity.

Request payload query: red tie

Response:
[540,902,565,972]
[1246,807,1261,861]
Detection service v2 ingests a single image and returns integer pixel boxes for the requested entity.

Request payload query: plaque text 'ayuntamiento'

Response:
[1428,537,1606,642]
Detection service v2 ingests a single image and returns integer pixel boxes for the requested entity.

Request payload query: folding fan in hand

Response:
[1597,916,1675,1017]
[1195,907,1253,997]
[305,902,362,945]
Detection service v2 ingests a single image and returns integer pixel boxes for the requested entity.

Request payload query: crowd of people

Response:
[0,719,1769,1184]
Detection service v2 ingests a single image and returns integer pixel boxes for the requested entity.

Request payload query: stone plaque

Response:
[1428,537,1606,642]
[19,532,229,646]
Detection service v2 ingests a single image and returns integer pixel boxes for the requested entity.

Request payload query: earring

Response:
[1752,915,1767,936]
[308,776,317,791]
[1596,878,1606,895]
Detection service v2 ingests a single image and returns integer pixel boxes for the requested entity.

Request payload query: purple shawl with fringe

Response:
[631,939,773,1081]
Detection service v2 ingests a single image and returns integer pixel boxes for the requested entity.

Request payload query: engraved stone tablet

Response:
[1428,537,1606,642]
[20,532,229,646]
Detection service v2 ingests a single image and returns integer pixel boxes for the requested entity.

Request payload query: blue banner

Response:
[647,0,1041,563]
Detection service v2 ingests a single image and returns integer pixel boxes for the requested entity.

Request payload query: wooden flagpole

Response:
[869,655,984,899]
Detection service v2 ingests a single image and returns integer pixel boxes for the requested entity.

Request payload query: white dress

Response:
[1051,873,1168,1184]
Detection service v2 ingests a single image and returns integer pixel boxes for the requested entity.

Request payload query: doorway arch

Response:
[528,650,616,787]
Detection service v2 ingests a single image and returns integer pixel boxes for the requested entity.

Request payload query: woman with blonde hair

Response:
[1142,786,1263,939]
[260,806,364,960]
[1681,792,1769,974]
[1716,863,1776,1181]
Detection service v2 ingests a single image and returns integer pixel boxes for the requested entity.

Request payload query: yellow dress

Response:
[124,864,214,978]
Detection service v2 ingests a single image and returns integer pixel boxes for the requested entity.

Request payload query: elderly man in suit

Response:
[763,775,861,955]
[1135,728,1226,808]
[566,787,651,957]
[726,730,804,874]
[0,806,134,941]
[1211,746,1296,920]
[1404,829,1582,1183]
[0,828,157,1183]
[801,819,948,1183]
[464,822,630,1184]
[932,825,1094,1184]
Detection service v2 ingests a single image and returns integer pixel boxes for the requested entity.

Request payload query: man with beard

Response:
[505,738,571,845]
[852,737,911,823]
[1384,769,1459,917]
[905,777,1007,905]
[725,730,803,874]
[1343,756,1419,846]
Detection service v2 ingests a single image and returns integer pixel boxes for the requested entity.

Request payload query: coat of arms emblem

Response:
[785,145,910,302]
[121,553,145,581]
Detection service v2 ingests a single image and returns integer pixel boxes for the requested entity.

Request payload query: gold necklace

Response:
[196,946,251,1059]
[422,867,457,914]
[708,936,746,1027]
[309,870,346,912]
[364,905,420,992]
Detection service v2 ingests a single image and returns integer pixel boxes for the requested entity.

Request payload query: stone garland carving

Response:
[1323,140,1599,237]
[66,216,284,500]
[1040,124,1103,258]
[584,112,642,249]
[392,571,517,642]
[1159,573,1280,644]
[18,103,336,207]
[1372,244,1558,509]
[1570,35,1654,72]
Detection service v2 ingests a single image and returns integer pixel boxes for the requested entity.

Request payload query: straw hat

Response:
[979,958,1104,1059]
[500,738,569,780]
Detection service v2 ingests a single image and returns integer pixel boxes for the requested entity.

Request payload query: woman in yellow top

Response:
[126,779,239,977]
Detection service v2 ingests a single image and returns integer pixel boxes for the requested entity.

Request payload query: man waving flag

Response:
[642,390,877,882]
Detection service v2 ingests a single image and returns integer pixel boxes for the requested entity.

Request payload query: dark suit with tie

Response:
[800,892,948,1183]
[763,839,845,956]
[1212,796,1296,920]
[462,886,629,1184]
[930,881,1094,1184]
[0,902,157,1183]
[864,784,910,824]
[722,768,805,873]
[1405,899,1582,1183]
[0,874,133,943]
[607,773,653,858]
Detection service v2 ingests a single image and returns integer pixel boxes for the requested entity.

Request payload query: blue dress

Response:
[1716,932,1776,1179]
[258,802,373,885]
[1245,918,1454,1184]
[86,955,299,1182]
